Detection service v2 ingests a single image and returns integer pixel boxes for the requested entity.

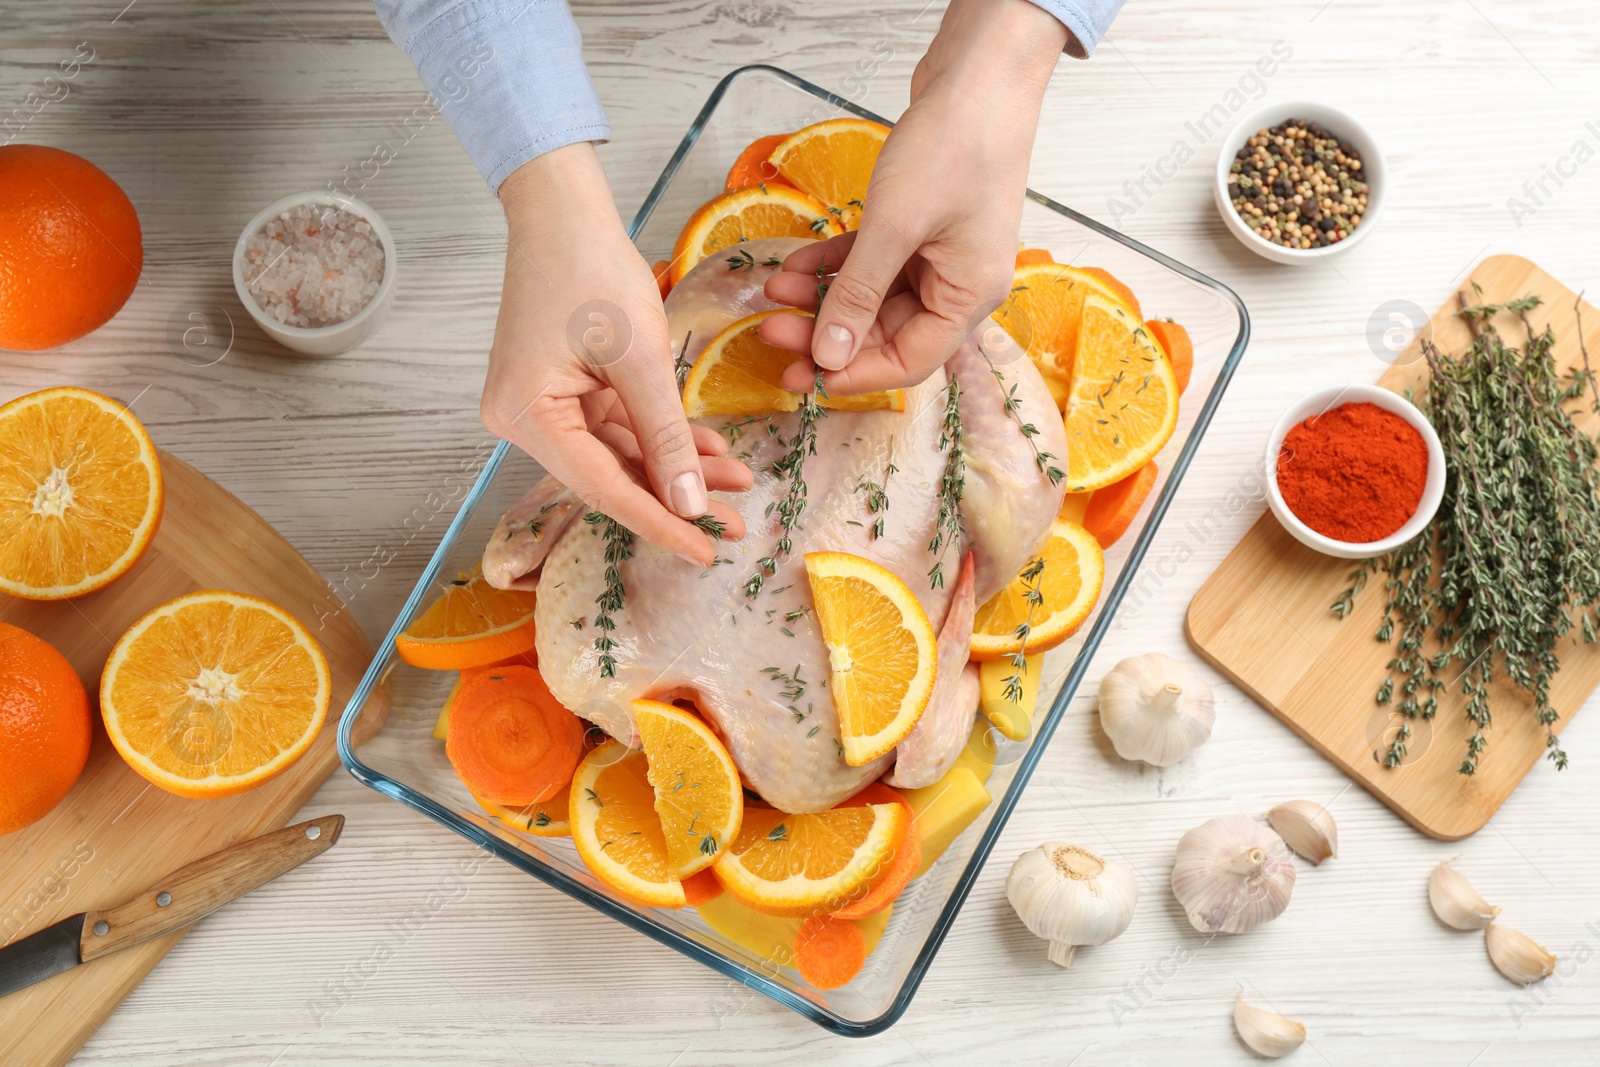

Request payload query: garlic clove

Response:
[1233,992,1306,1058]
[1171,814,1296,934]
[1486,923,1557,985]
[1266,800,1338,865]
[1007,842,1138,968]
[1096,652,1216,767]
[1427,860,1499,931]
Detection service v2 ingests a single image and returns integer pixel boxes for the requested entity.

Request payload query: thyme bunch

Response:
[583,511,636,678]
[928,375,966,588]
[1332,293,1600,773]
[746,370,829,597]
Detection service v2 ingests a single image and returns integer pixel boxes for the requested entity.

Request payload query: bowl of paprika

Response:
[1265,384,1444,559]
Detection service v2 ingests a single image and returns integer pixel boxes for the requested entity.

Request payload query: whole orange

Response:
[0,622,92,835]
[0,144,143,351]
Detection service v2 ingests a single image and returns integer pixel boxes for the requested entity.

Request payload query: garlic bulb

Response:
[1097,653,1215,766]
[1171,815,1296,934]
[1428,860,1499,930]
[1486,923,1557,985]
[1266,800,1338,865]
[1233,991,1306,1058]
[1006,843,1137,967]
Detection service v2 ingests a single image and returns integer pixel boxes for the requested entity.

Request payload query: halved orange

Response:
[804,552,937,766]
[100,590,330,798]
[570,740,686,908]
[969,520,1105,661]
[681,310,904,418]
[670,185,841,284]
[396,574,539,670]
[989,263,1136,391]
[0,386,163,600]
[767,118,890,231]
[473,784,572,837]
[1064,293,1180,492]
[712,802,906,917]
[633,698,744,879]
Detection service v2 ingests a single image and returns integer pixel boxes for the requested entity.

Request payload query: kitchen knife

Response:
[0,813,343,1000]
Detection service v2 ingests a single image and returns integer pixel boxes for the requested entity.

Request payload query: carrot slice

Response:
[1145,318,1193,394]
[651,258,673,300]
[1082,462,1159,549]
[445,666,584,806]
[793,914,866,989]
[830,781,919,919]
[724,133,793,191]
[682,867,724,905]
[1014,247,1054,268]
[1082,267,1142,318]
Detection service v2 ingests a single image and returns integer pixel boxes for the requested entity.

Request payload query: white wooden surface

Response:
[4,0,1600,1062]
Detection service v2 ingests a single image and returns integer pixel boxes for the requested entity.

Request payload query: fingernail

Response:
[678,552,706,567]
[815,323,855,370]
[668,470,708,518]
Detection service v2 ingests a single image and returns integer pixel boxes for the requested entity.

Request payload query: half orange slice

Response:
[396,574,539,670]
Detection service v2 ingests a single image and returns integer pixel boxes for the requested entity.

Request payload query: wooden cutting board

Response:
[1187,255,1600,840]
[0,450,386,1067]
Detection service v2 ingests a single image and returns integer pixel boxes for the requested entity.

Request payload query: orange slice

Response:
[0,386,163,600]
[681,310,904,418]
[633,698,744,879]
[803,552,937,766]
[473,784,572,837]
[1064,293,1181,492]
[725,133,793,191]
[396,574,539,670]
[569,740,686,908]
[768,118,890,231]
[989,263,1136,391]
[1015,247,1055,268]
[1082,266,1142,319]
[969,520,1105,661]
[99,590,330,798]
[670,186,841,284]
[711,803,907,917]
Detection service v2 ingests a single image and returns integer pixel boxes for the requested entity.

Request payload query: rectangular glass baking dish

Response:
[338,64,1249,1036]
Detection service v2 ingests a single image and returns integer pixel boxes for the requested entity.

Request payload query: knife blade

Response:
[0,813,342,1000]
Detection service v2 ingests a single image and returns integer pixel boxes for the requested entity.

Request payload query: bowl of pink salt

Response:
[233,192,396,355]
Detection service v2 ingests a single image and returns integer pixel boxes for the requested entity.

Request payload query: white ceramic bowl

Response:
[232,191,397,355]
[1213,101,1386,266]
[1264,384,1444,559]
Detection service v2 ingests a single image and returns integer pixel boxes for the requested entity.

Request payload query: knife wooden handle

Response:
[78,814,343,962]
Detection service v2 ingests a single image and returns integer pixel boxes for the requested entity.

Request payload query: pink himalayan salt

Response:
[243,203,385,328]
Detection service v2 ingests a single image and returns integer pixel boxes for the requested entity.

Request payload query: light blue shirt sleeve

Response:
[1025,0,1124,57]
[373,0,611,192]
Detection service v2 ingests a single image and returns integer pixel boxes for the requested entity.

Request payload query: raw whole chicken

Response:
[483,237,1065,811]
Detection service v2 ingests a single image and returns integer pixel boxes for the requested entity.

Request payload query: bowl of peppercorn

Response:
[1214,102,1386,265]
[1265,384,1444,559]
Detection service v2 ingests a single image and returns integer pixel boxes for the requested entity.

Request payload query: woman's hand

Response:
[761,0,1068,395]
[483,143,750,565]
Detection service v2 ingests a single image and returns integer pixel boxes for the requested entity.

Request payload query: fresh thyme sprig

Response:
[928,375,966,588]
[583,511,636,678]
[747,369,829,597]
[975,344,1064,485]
[855,438,897,539]
[690,514,727,540]
[1003,557,1047,703]
[1332,291,1600,774]
[725,248,784,272]
[673,330,694,394]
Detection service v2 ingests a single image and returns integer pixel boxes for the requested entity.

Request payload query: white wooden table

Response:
[6,1,1600,1062]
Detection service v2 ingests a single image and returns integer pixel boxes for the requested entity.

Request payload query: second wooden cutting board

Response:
[1186,255,1600,840]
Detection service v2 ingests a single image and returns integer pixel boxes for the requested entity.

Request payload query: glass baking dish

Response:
[337,64,1249,1036]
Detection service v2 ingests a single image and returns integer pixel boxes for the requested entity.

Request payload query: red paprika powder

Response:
[1276,401,1429,542]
